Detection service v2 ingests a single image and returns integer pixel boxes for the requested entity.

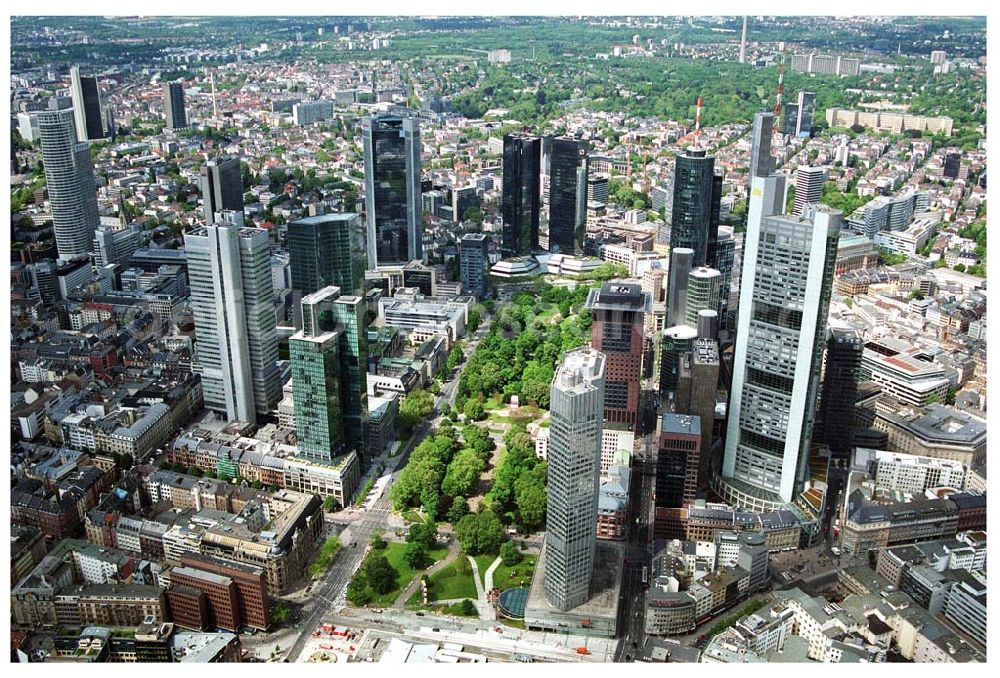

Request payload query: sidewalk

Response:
[468,555,501,622]
[482,556,501,622]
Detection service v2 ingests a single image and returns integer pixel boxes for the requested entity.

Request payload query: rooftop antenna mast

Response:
[773,43,786,116]
[695,96,703,147]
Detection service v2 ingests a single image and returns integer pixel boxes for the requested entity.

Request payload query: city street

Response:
[283,306,494,662]
[613,445,656,662]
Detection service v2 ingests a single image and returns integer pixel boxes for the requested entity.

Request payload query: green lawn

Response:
[402,509,427,524]
[364,541,450,607]
[483,395,504,411]
[424,560,478,601]
[492,554,537,591]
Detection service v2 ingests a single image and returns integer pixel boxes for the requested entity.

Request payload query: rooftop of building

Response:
[288,212,358,226]
[585,282,653,313]
[553,347,605,394]
[660,413,701,436]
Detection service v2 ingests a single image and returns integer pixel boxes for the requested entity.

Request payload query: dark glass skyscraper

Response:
[795,91,817,138]
[817,327,862,459]
[287,213,359,296]
[501,134,541,256]
[547,137,588,255]
[460,233,489,298]
[163,82,187,130]
[782,102,799,136]
[200,156,244,224]
[362,114,422,269]
[70,66,105,141]
[669,148,719,268]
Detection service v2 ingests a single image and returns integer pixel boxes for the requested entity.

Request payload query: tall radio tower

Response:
[739,16,748,63]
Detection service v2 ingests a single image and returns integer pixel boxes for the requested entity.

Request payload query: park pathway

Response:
[393,541,461,608]
[482,556,502,622]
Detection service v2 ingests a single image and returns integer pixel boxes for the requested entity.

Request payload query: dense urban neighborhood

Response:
[8,14,988,665]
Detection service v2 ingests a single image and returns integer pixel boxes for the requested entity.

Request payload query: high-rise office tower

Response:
[287,213,358,295]
[163,82,188,130]
[547,137,588,255]
[185,212,281,424]
[37,107,100,261]
[944,152,962,180]
[201,157,245,225]
[69,66,105,141]
[793,165,827,218]
[290,288,346,462]
[715,226,736,325]
[362,114,422,269]
[748,111,776,179]
[659,324,698,397]
[795,92,816,138]
[460,233,490,299]
[697,309,719,340]
[586,283,652,434]
[544,347,605,612]
[718,206,842,511]
[402,260,435,296]
[817,327,862,459]
[666,247,694,328]
[675,339,720,487]
[501,134,541,256]
[669,148,719,268]
[326,289,369,457]
[105,107,116,140]
[782,102,799,136]
[684,267,721,327]
[654,413,702,540]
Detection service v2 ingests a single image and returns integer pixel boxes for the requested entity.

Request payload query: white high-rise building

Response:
[792,165,827,218]
[37,106,100,261]
[544,347,605,611]
[684,267,721,326]
[718,205,842,511]
[185,211,281,424]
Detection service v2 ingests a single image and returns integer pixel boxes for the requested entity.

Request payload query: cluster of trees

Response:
[879,248,910,266]
[398,388,435,437]
[500,540,522,567]
[959,221,987,261]
[346,548,397,606]
[607,177,652,211]
[484,424,547,530]
[456,285,591,411]
[467,304,485,333]
[820,181,874,218]
[403,520,438,570]
[454,508,507,555]
[445,345,465,373]
[390,424,494,521]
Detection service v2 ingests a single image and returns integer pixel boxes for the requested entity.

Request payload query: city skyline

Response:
[7,12,988,667]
